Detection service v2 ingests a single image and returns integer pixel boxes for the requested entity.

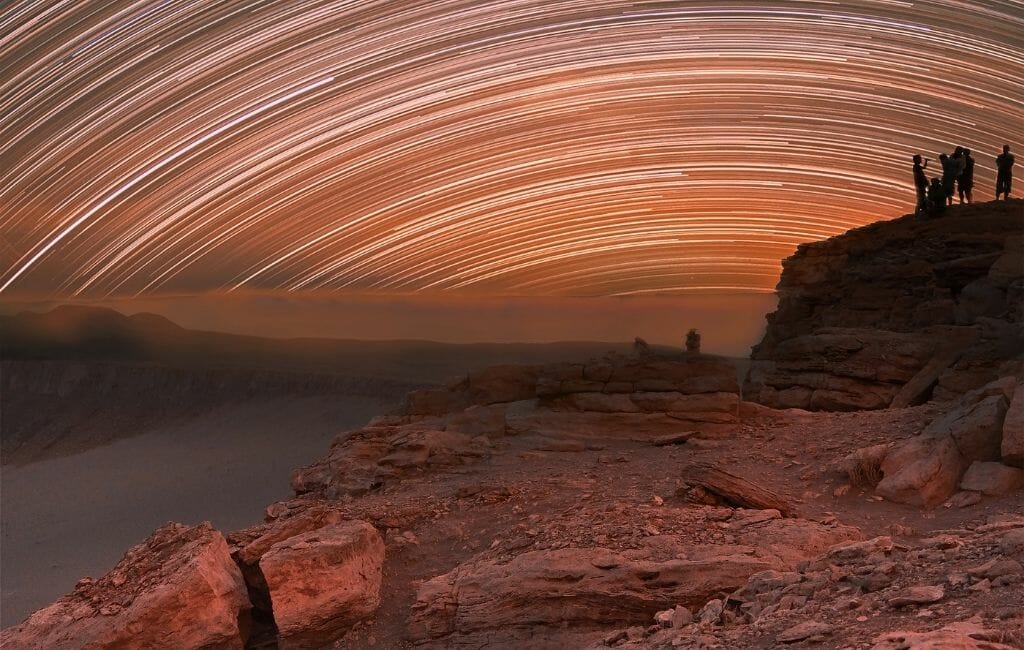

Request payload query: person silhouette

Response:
[913,154,929,214]
[996,145,1015,200]
[927,177,946,216]
[940,153,958,206]
[958,148,975,204]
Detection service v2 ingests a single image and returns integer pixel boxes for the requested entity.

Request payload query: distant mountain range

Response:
[0,305,656,384]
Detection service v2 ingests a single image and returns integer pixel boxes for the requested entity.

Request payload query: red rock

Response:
[959,461,1024,495]
[259,520,385,648]
[887,585,945,607]
[409,548,773,641]
[409,518,860,643]
[873,619,1017,649]
[1,522,250,649]
[876,435,965,507]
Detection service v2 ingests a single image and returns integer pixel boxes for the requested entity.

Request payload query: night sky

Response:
[2,0,1023,298]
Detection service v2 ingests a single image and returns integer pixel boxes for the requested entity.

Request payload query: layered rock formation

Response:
[410,512,860,645]
[406,353,739,417]
[746,200,1023,411]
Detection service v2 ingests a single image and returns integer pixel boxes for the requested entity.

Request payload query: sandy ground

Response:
[0,394,394,626]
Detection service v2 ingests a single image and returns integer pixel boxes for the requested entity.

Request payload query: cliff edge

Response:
[745,199,1023,411]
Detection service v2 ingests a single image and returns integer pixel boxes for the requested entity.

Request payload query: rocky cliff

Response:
[745,199,1023,411]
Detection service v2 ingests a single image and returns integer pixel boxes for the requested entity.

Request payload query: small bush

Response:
[847,455,884,488]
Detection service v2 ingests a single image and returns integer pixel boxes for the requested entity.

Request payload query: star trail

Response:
[1,0,1022,297]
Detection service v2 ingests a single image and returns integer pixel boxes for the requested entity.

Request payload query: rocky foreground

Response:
[2,201,1022,649]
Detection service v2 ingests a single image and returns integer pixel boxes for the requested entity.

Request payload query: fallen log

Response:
[651,431,697,446]
[685,463,796,517]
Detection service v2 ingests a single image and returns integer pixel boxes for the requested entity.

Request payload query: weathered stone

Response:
[959,461,1024,495]
[887,585,944,608]
[876,435,965,507]
[998,528,1024,556]
[872,620,1017,650]
[409,548,772,641]
[924,394,1008,461]
[777,621,835,643]
[967,558,1024,579]
[698,598,724,625]
[233,506,345,568]
[259,520,384,648]
[291,426,489,497]
[1002,380,1024,467]
[1,523,250,649]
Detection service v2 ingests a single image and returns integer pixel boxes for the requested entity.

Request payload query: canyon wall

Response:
[745,199,1023,411]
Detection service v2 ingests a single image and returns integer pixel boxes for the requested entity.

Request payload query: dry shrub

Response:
[847,454,884,488]
[842,442,891,489]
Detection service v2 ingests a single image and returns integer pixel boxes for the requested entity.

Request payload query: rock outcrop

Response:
[842,377,1021,506]
[602,515,1024,649]
[406,353,739,424]
[0,522,251,649]
[746,200,1023,411]
[410,510,860,645]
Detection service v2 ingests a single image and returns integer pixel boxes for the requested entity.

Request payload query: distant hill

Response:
[0,305,658,384]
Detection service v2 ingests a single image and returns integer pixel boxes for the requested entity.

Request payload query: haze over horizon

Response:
[3,1,1022,300]
[0,290,777,355]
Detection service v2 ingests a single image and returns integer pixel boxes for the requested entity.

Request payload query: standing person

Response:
[913,154,929,214]
[958,148,975,204]
[940,153,957,206]
[996,145,1015,199]
[927,177,946,217]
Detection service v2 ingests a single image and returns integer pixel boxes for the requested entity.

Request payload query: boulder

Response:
[875,435,965,507]
[259,520,384,648]
[923,394,1008,461]
[875,379,1015,506]
[1002,381,1024,467]
[1,522,250,649]
[959,461,1024,495]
